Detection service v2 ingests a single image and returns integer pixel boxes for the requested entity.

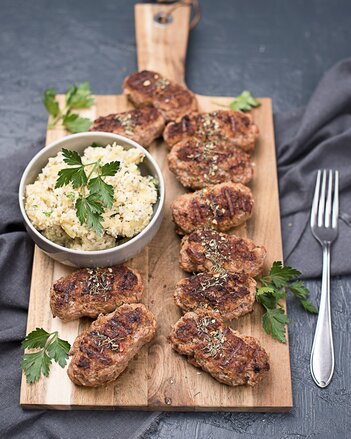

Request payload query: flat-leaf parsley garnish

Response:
[43,82,94,133]
[20,328,70,384]
[256,261,317,343]
[214,90,261,112]
[55,148,120,235]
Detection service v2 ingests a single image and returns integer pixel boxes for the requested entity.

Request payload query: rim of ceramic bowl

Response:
[18,132,165,256]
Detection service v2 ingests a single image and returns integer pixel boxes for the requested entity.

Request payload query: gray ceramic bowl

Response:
[19,132,165,267]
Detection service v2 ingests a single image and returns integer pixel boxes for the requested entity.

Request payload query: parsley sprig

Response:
[43,82,94,133]
[256,262,317,343]
[55,149,120,235]
[214,90,261,112]
[20,328,70,384]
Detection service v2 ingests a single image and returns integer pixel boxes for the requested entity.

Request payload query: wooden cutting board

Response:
[20,3,292,411]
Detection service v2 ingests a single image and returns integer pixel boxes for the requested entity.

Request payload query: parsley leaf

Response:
[56,150,86,189]
[213,90,261,112]
[65,82,94,109]
[43,82,94,133]
[20,329,70,384]
[21,350,52,384]
[269,261,301,288]
[56,166,87,189]
[230,90,261,112]
[256,261,317,343]
[300,299,318,314]
[288,281,318,314]
[76,195,104,235]
[47,337,71,368]
[43,88,60,117]
[21,328,50,349]
[262,308,289,343]
[62,113,91,133]
[62,148,82,166]
[101,161,120,177]
[256,286,285,309]
[88,177,114,208]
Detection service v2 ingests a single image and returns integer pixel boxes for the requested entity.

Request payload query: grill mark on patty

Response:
[120,269,138,290]
[191,199,204,223]
[53,281,76,305]
[223,188,235,217]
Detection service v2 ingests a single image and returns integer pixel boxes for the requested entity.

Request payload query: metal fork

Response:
[310,169,339,388]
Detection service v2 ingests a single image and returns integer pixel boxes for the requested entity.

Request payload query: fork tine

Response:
[332,170,339,229]
[325,170,333,227]
[318,170,327,227]
[311,170,321,227]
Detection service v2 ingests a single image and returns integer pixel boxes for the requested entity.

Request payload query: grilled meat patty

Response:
[171,183,254,234]
[179,229,267,277]
[67,303,156,387]
[50,266,143,322]
[169,310,270,386]
[163,110,259,152]
[167,138,253,189]
[90,107,165,148]
[174,271,256,320]
[123,70,198,121]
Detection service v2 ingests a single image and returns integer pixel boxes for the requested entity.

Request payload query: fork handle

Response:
[310,243,335,388]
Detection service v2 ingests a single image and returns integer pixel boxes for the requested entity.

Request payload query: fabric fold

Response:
[275,58,351,278]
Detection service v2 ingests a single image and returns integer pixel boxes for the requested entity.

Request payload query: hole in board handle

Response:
[153,11,174,26]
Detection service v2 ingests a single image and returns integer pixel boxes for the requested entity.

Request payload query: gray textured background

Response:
[1,0,350,438]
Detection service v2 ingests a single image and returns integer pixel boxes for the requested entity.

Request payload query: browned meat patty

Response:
[169,310,270,386]
[50,266,143,322]
[90,107,165,148]
[179,229,267,277]
[174,271,256,320]
[171,183,254,234]
[123,70,198,121]
[163,110,259,152]
[167,138,253,189]
[67,303,156,387]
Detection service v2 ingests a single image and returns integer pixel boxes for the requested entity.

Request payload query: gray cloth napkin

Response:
[275,58,351,278]
[1,59,351,438]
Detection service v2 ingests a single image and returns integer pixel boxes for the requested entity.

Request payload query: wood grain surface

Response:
[20,3,292,411]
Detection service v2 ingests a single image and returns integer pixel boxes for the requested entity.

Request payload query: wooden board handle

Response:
[135,3,191,84]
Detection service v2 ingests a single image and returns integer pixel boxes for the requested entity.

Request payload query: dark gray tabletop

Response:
[1,0,350,438]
